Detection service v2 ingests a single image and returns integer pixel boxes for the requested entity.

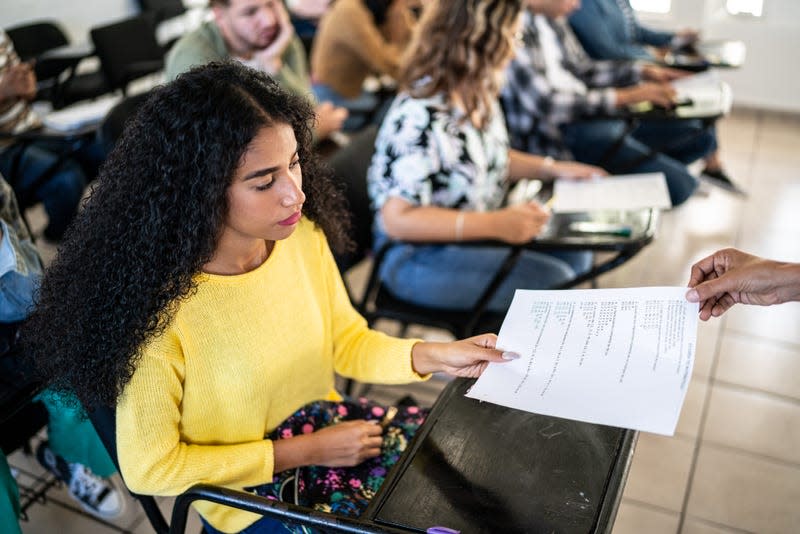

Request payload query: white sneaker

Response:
[37,442,125,520]
[66,463,125,519]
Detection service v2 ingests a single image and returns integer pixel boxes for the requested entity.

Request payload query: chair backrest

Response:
[90,15,165,93]
[327,125,380,274]
[137,0,187,25]
[98,91,152,154]
[6,21,69,61]
[6,21,75,82]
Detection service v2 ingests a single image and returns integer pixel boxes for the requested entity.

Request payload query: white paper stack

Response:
[41,95,122,132]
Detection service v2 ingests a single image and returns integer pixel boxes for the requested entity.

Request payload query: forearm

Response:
[639,25,674,48]
[774,262,800,303]
[380,203,501,242]
[273,433,319,473]
[507,149,554,182]
[411,341,439,376]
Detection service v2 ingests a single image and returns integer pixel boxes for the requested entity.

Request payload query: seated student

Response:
[501,0,720,207]
[310,0,416,130]
[0,174,122,523]
[22,62,514,534]
[166,0,348,140]
[0,31,89,242]
[367,0,605,314]
[569,0,698,62]
[568,0,738,194]
[286,0,333,54]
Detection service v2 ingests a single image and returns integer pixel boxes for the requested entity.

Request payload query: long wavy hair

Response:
[22,61,351,408]
[397,0,523,128]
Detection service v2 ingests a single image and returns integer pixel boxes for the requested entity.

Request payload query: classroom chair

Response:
[90,15,165,96]
[329,126,521,340]
[6,20,110,109]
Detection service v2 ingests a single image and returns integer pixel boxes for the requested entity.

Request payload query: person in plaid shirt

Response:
[502,1,721,206]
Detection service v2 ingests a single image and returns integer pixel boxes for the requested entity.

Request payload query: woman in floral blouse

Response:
[367,0,605,313]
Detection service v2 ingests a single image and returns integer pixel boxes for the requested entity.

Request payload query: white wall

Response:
[639,0,800,112]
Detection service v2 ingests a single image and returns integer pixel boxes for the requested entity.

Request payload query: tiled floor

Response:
[9,107,800,533]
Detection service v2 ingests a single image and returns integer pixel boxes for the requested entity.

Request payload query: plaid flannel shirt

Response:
[501,13,642,159]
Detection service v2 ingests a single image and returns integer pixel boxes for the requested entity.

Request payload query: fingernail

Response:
[502,351,521,360]
[686,289,699,302]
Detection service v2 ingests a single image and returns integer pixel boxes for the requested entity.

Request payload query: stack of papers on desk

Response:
[467,287,699,435]
[552,172,671,212]
[670,71,732,117]
[41,95,122,132]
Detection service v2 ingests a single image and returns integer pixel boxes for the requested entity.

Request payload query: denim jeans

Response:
[562,119,717,206]
[376,235,593,313]
[0,142,87,240]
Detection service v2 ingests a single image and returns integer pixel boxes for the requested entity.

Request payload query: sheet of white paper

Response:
[467,287,698,435]
[41,95,121,132]
[669,72,731,117]
[552,173,671,213]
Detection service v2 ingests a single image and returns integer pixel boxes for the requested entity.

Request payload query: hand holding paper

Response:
[467,287,699,435]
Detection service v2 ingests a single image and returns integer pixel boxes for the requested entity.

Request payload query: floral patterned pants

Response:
[244,398,427,532]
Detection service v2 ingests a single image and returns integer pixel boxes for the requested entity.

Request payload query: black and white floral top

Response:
[367,92,510,223]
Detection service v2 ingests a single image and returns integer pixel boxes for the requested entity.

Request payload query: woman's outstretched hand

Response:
[411,333,519,378]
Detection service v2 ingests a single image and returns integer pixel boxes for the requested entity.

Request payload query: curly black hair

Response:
[22,61,351,408]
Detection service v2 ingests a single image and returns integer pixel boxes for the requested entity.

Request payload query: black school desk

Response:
[363,377,636,533]
[663,39,746,72]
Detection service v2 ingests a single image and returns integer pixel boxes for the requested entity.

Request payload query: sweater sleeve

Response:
[313,227,425,384]
[636,24,674,49]
[569,4,654,61]
[333,2,404,78]
[116,330,275,496]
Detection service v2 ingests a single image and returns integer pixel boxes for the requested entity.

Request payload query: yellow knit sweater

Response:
[116,218,422,532]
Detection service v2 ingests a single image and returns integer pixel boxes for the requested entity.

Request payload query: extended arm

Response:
[686,248,800,320]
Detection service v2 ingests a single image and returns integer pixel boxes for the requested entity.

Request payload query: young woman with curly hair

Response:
[367,0,606,313]
[22,61,514,533]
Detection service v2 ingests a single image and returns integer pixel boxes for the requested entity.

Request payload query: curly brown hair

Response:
[398,0,523,128]
[22,61,351,408]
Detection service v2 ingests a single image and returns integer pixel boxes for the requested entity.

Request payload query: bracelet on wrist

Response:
[540,156,554,178]
[454,211,465,241]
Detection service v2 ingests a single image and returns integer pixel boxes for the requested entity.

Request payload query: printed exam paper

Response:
[467,287,698,435]
[552,173,671,213]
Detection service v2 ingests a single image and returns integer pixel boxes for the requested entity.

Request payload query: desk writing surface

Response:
[536,208,657,250]
[368,378,635,534]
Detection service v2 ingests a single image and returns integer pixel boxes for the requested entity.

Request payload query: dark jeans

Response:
[562,119,717,206]
[375,229,593,313]
[0,137,103,240]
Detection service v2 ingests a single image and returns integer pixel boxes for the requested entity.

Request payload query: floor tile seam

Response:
[696,438,800,469]
[680,513,757,534]
[619,496,679,516]
[709,378,800,405]
[25,494,134,533]
[676,310,730,531]
[720,329,800,351]
[127,513,149,533]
